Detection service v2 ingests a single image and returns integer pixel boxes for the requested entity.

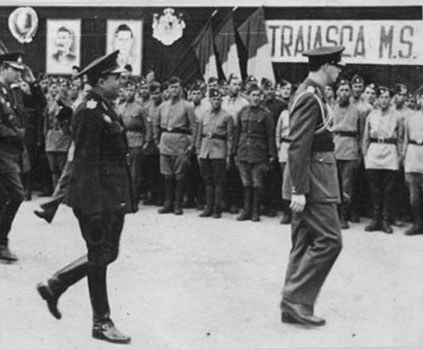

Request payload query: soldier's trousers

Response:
[142,154,162,203]
[0,172,25,246]
[366,169,396,220]
[46,210,125,324]
[40,160,74,219]
[282,202,342,306]
[336,160,358,204]
[129,146,144,202]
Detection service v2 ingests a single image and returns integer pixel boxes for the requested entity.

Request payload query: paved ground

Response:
[1,197,423,349]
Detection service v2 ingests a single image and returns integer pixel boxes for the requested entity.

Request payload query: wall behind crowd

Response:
[0,5,422,89]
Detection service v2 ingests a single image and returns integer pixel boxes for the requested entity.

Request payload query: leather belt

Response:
[161,127,191,135]
[335,131,357,137]
[280,137,291,143]
[369,137,397,144]
[202,133,226,140]
[409,139,423,146]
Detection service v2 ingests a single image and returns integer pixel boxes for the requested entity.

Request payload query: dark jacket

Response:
[0,82,25,173]
[66,90,133,215]
[282,78,340,203]
[235,105,276,163]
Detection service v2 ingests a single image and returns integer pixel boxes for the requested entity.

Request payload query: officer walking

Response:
[196,88,234,218]
[280,46,344,326]
[37,51,132,344]
[0,52,26,262]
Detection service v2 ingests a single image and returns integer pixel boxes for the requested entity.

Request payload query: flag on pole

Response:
[237,7,274,83]
[214,11,241,80]
[192,17,218,81]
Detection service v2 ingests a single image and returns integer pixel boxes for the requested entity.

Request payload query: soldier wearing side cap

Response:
[196,88,234,218]
[0,52,27,262]
[332,79,363,229]
[280,46,344,327]
[37,51,132,344]
[234,84,276,223]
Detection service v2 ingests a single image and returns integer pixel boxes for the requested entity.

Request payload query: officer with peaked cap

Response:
[37,50,132,344]
[0,51,26,262]
[280,46,344,326]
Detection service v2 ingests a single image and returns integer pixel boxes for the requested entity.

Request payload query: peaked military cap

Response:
[209,88,221,98]
[351,74,364,85]
[303,45,345,67]
[245,75,258,84]
[0,51,25,70]
[139,78,148,87]
[74,50,125,82]
[261,78,273,88]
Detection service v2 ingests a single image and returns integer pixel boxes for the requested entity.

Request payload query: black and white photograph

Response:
[0,0,423,348]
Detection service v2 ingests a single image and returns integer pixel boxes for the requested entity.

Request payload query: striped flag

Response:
[192,19,218,81]
[214,11,241,80]
[237,7,274,83]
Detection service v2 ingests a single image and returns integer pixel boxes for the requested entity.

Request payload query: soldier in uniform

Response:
[0,52,26,262]
[153,76,196,215]
[234,84,276,222]
[332,79,362,229]
[362,86,403,234]
[403,85,423,235]
[119,79,147,208]
[196,88,233,218]
[261,78,288,217]
[222,75,249,213]
[37,51,132,344]
[142,82,163,206]
[280,46,344,326]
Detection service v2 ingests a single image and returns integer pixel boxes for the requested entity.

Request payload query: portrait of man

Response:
[107,20,142,76]
[46,19,80,74]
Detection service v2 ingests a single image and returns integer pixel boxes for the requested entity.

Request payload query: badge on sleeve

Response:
[86,99,97,109]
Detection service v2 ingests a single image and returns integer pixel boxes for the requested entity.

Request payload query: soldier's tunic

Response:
[332,101,361,204]
[153,98,196,179]
[221,94,249,209]
[119,98,147,205]
[196,107,234,185]
[235,105,276,187]
[0,81,25,247]
[403,112,423,207]
[362,107,402,220]
[282,78,342,306]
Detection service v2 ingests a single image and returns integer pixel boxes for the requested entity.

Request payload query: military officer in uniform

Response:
[234,84,276,222]
[281,46,344,326]
[196,88,234,218]
[37,51,132,344]
[0,52,26,262]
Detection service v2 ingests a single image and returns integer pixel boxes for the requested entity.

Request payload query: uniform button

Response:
[319,158,323,162]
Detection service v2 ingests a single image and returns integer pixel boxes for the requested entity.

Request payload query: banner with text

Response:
[266,20,423,65]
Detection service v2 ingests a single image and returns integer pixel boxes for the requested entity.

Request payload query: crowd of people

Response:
[1,55,423,262]
[6,60,423,232]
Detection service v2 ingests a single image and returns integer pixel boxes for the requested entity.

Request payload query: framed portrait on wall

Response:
[107,20,143,76]
[46,19,81,75]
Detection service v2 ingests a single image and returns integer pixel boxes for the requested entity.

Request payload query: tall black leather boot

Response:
[158,177,174,214]
[37,255,89,319]
[212,184,223,218]
[381,206,393,234]
[174,180,184,215]
[199,185,213,217]
[251,187,262,222]
[237,187,252,221]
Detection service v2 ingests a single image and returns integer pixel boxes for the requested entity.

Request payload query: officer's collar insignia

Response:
[306,86,316,94]
[86,99,97,109]
[103,114,112,124]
